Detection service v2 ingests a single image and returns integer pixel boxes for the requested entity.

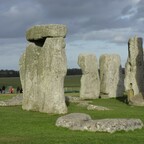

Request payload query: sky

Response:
[0,0,144,70]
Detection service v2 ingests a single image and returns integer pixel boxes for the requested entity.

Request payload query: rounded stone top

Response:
[26,24,67,41]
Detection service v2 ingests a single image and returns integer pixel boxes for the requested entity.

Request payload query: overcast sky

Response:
[0,0,144,70]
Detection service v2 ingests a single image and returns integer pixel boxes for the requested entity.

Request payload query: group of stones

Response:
[78,37,144,102]
[21,24,144,114]
[6,24,144,133]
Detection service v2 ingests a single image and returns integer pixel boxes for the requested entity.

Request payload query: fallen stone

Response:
[65,96,81,103]
[56,113,143,133]
[0,94,23,106]
[56,113,91,130]
[26,24,67,41]
[87,104,110,111]
[65,96,108,110]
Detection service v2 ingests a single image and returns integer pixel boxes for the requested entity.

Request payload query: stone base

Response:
[129,93,144,106]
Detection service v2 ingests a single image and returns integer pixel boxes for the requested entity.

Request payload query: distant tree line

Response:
[0,68,125,77]
[0,70,19,77]
[0,69,82,77]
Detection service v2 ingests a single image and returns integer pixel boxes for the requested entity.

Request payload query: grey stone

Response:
[87,104,110,111]
[78,54,100,99]
[0,94,23,106]
[56,113,143,133]
[56,113,92,130]
[124,36,144,97]
[26,24,67,41]
[128,92,144,106]
[65,96,109,110]
[20,43,40,111]
[65,96,81,103]
[38,37,67,114]
[19,24,67,114]
[99,54,124,98]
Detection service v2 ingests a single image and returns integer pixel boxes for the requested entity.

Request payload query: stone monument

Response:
[99,54,124,98]
[78,54,100,99]
[19,24,68,114]
[124,36,144,96]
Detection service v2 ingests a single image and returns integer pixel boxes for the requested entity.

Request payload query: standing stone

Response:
[78,54,100,99]
[124,36,144,96]
[38,37,67,114]
[99,54,124,98]
[19,24,67,114]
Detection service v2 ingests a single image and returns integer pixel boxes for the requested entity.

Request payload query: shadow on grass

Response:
[116,95,129,105]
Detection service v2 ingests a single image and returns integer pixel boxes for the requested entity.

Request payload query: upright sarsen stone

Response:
[19,24,67,114]
[78,54,100,99]
[99,54,124,98]
[38,37,67,114]
[124,36,144,96]
[20,43,40,111]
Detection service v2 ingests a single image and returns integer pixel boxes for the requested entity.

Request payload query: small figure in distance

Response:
[2,85,5,94]
[9,86,14,94]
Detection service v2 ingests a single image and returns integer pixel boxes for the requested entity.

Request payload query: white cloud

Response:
[79,28,135,44]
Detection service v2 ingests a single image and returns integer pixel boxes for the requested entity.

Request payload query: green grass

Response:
[0,94,17,101]
[0,96,144,144]
[0,77,21,88]
[0,76,144,143]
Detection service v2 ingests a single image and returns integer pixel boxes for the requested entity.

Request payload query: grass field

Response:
[0,75,81,93]
[0,76,144,144]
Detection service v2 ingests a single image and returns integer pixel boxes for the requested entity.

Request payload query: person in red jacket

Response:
[9,87,14,94]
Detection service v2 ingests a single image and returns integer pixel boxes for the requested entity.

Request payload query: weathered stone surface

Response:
[37,38,67,114]
[20,43,40,111]
[65,96,109,110]
[56,113,143,133]
[87,104,110,111]
[124,36,144,97]
[56,113,92,130]
[128,92,144,106]
[0,94,23,106]
[26,24,67,41]
[78,54,100,99]
[65,96,81,103]
[99,54,124,98]
[19,25,68,114]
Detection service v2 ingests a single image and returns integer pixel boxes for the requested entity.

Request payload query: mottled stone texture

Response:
[99,54,124,98]
[124,36,144,96]
[78,54,100,99]
[19,24,67,114]
[26,24,67,41]
[56,113,143,133]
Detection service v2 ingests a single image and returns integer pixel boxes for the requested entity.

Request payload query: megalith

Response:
[99,54,124,98]
[19,24,68,114]
[78,54,100,99]
[124,36,144,97]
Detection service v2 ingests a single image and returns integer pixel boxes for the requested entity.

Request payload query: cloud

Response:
[0,0,144,69]
[0,0,44,38]
[0,38,26,69]
[79,28,136,44]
